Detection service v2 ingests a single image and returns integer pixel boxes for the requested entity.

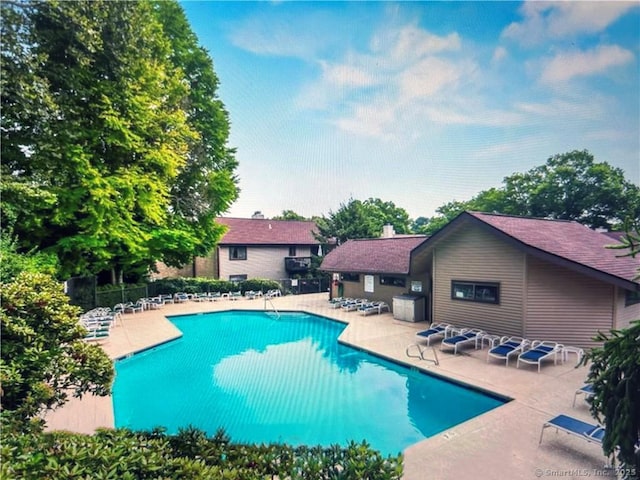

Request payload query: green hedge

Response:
[148,277,282,296]
[1,425,403,479]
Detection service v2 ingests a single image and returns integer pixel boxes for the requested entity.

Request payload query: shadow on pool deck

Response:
[46,293,607,480]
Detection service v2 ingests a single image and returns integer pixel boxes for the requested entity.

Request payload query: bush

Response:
[0,272,113,423]
[148,277,282,296]
[1,425,404,479]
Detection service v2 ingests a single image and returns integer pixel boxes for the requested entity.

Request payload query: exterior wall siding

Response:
[153,262,192,279]
[336,273,430,316]
[615,288,640,329]
[433,225,525,336]
[194,255,216,278]
[218,246,313,281]
[525,256,613,348]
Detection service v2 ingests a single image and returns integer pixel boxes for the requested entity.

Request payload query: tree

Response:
[580,220,640,475]
[0,0,238,282]
[316,198,411,244]
[150,0,239,268]
[422,150,640,234]
[272,210,308,221]
[582,322,640,475]
[498,150,639,229]
[0,272,113,426]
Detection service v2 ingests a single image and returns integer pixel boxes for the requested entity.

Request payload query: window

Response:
[625,290,640,306]
[451,281,500,304]
[229,246,247,260]
[379,275,406,288]
[289,246,297,256]
[341,273,360,282]
[229,274,247,282]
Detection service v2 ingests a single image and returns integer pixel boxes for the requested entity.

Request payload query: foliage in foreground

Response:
[1,425,404,480]
[0,272,113,422]
[582,321,640,476]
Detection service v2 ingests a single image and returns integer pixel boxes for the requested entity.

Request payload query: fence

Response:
[95,285,148,308]
[278,277,331,295]
[66,276,330,311]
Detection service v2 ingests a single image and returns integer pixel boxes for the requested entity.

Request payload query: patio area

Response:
[47,293,609,480]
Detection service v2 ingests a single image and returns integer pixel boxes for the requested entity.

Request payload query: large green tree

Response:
[0,0,238,282]
[316,198,411,244]
[420,150,640,234]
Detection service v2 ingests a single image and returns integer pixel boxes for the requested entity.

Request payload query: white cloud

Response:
[540,45,634,84]
[503,1,638,45]
[320,61,376,88]
[492,46,508,64]
[370,24,461,65]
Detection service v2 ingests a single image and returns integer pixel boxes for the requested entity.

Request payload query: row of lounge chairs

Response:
[80,307,121,342]
[411,322,570,372]
[327,297,390,316]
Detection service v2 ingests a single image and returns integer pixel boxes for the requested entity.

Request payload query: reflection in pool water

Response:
[113,311,506,455]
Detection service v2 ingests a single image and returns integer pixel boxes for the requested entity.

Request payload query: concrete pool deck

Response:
[46,293,609,479]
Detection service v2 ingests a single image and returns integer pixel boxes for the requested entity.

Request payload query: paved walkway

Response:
[46,293,609,479]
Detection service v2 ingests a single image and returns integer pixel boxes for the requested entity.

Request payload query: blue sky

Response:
[181,1,640,220]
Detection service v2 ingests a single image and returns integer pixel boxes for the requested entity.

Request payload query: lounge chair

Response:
[517,340,562,372]
[539,414,604,447]
[342,299,367,312]
[358,302,390,316]
[329,297,352,309]
[123,301,144,314]
[174,292,190,303]
[266,289,281,298]
[84,324,111,342]
[145,296,164,309]
[415,323,452,346]
[487,336,529,366]
[229,291,242,300]
[573,384,595,407]
[440,329,484,354]
[161,294,174,304]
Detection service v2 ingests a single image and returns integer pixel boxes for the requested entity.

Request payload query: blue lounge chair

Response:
[487,336,529,366]
[358,302,390,316]
[517,340,562,372]
[539,414,604,446]
[440,329,484,354]
[342,299,367,312]
[415,323,452,346]
[573,384,595,407]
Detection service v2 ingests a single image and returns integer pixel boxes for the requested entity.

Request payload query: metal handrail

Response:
[406,343,439,366]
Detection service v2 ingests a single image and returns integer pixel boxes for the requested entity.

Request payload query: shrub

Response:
[1,425,403,480]
[0,272,113,424]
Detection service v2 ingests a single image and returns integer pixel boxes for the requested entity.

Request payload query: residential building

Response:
[321,212,640,348]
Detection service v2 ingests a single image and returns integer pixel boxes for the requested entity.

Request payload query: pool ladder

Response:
[405,343,439,366]
[263,296,281,319]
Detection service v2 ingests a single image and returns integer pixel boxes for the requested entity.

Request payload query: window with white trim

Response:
[451,281,500,304]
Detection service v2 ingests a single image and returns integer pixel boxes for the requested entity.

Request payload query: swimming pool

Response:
[112,311,506,455]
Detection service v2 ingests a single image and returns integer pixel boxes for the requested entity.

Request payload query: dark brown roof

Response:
[465,212,639,288]
[216,218,319,245]
[320,236,428,274]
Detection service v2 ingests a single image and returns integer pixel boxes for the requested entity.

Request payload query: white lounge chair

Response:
[517,340,563,372]
[573,384,595,407]
[539,414,604,446]
[440,329,484,354]
[487,337,529,366]
[414,323,452,346]
[358,302,389,316]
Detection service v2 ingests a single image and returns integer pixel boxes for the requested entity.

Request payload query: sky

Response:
[180,1,640,220]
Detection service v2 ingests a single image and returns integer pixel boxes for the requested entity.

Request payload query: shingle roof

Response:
[467,212,639,286]
[320,236,428,274]
[216,218,319,245]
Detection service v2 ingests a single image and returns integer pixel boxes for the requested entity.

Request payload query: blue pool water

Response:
[113,311,506,455]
